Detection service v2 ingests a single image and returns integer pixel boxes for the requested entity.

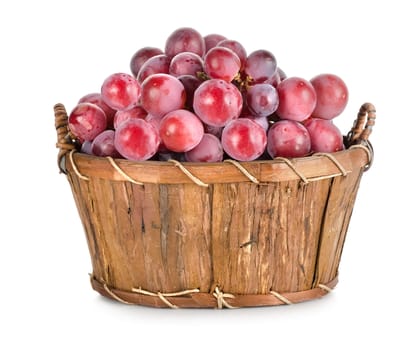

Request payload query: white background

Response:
[1,1,418,349]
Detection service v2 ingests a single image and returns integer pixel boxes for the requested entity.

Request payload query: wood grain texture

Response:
[65,153,366,306]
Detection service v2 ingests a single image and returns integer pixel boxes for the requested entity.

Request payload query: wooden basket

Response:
[55,102,375,308]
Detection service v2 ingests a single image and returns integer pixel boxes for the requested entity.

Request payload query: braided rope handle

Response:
[346,102,376,145]
[54,103,76,173]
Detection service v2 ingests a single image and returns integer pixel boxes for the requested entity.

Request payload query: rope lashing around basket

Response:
[213,286,236,309]
[69,150,89,181]
[349,143,373,170]
[274,157,309,184]
[318,283,333,293]
[312,153,348,177]
[269,291,293,305]
[131,287,201,309]
[103,284,135,305]
[168,159,209,187]
[223,159,260,184]
[89,274,134,304]
[106,157,144,185]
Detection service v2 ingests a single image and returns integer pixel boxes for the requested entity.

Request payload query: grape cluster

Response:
[68,27,349,162]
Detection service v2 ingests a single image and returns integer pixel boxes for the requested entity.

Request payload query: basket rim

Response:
[64,145,371,185]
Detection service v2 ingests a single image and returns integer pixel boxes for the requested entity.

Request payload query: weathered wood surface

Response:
[67,157,365,306]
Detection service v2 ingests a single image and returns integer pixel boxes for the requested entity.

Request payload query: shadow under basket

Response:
[55,103,376,309]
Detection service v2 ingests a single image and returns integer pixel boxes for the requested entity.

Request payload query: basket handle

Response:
[54,103,76,173]
[347,102,376,145]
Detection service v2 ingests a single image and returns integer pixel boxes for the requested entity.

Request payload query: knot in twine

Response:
[131,286,200,309]
[213,286,236,309]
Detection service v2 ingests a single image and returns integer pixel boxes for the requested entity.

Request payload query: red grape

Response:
[217,39,247,70]
[113,105,147,129]
[246,83,279,118]
[130,47,164,78]
[244,50,277,84]
[78,92,116,129]
[276,77,317,122]
[169,52,204,77]
[136,54,170,82]
[185,133,224,162]
[91,129,121,158]
[101,73,141,111]
[267,120,311,158]
[204,33,227,53]
[304,118,344,153]
[114,119,160,161]
[193,79,243,127]
[140,73,186,118]
[68,102,107,141]
[204,46,241,82]
[159,109,204,152]
[165,27,205,58]
[310,73,348,120]
[221,118,267,161]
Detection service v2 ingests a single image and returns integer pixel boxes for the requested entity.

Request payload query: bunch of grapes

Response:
[68,27,349,162]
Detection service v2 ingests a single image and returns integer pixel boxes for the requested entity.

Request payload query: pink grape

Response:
[221,118,267,161]
[246,83,279,118]
[217,39,247,70]
[204,33,227,52]
[130,47,164,78]
[304,118,344,153]
[178,74,202,110]
[91,129,121,158]
[185,133,224,162]
[114,119,160,161]
[136,54,170,82]
[204,46,241,82]
[310,73,349,120]
[78,92,116,129]
[159,109,204,152]
[244,50,277,84]
[68,102,107,142]
[193,79,243,127]
[101,73,141,111]
[140,73,186,117]
[267,120,311,158]
[276,77,317,122]
[113,105,147,129]
[165,27,205,58]
[169,52,204,77]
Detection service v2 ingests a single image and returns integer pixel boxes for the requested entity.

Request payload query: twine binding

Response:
[69,150,89,181]
[313,153,348,177]
[168,159,209,187]
[223,159,260,184]
[274,157,309,184]
[318,283,333,293]
[213,286,236,309]
[131,286,200,309]
[106,157,144,185]
[90,274,337,308]
[270,290,293,305]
